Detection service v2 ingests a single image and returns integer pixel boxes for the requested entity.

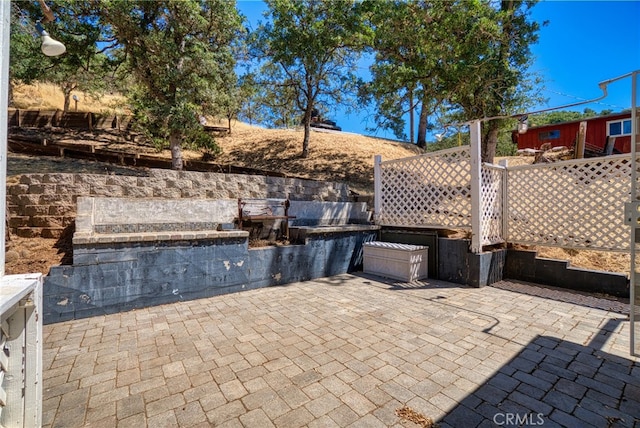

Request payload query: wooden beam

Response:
[575,121,587,159]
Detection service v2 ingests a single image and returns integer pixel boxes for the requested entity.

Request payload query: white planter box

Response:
[363,241,428,282]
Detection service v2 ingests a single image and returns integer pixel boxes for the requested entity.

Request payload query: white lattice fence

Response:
[376,147,472,228]
[480,164,506,246]
[507,154,633,251]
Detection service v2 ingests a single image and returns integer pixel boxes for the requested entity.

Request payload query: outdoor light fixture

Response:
[35,20,65,57]
[517,115,528,134]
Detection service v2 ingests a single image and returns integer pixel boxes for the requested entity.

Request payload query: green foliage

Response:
[187,129,221,157]
[359,1,442,144]
[445,1,541,162]
[424,127,516,157]
[425,138,458,153]
[9,7,41,87]
[103,0,242,168]
[425,129,470,152]
[10,0,121,111]
[528,108,616,127]
[251,0,369,156]
[496,131,518,157]
[239,66,299,129]
[359,0,542,157]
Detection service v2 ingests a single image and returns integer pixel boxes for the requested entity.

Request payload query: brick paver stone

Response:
[42,275,640,427]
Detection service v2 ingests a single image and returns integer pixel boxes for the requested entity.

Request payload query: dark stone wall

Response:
[44,229,378,324]
[504,249,629,298]
[437,238,506,287]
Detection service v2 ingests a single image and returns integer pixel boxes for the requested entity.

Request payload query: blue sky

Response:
[530,1,640,113]
[237,0,640,140]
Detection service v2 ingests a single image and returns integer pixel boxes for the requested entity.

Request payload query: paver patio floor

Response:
[43,274,640,427]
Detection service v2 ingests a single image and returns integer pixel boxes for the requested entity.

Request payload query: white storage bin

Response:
[363,241,428,282]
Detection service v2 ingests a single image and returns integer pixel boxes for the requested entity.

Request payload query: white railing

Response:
[0,274,43,428]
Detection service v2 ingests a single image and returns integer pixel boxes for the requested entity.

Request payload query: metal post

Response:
[0,0,10,277]
[470,120,482,253]
[374,155,382,224]
[631,70,638,356]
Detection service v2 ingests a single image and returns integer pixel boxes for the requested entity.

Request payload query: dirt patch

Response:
[522,245,630,277]
[6,234,71,275]
[7,151,150,183]
[395,406,439,428]
[249,239,291,248]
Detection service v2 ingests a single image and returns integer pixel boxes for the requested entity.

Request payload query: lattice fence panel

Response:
[507,154,633,251]
[481,164,505,246]
[378,146,472,228]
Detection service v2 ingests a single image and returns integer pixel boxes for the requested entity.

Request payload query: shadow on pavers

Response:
[438,319,640,427]
[339,274,639,427]
[353,272,469,291]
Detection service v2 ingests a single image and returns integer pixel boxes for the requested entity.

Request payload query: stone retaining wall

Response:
[7,169,350,238]
[44,228,379,323]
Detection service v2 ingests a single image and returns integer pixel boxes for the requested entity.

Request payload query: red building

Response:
[513,112,634,155]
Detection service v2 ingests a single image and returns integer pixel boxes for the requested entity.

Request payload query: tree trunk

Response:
[408,86,414,144]
[481,120,500,164]
[169,131,184,170]
[417,97,429,148]
[302,122,310,158]
[61,82,75,112]
[63,91,71,112]
[301,105,312,158]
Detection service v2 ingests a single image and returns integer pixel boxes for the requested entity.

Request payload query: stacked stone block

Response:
[7,169,351,238]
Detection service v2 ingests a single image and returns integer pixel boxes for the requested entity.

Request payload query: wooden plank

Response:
[23,278,42,428]
[3,307,25,427]
[0,336,7,372]
[575,121,587,159]
[469,120,482,254]
[0,371,6,406]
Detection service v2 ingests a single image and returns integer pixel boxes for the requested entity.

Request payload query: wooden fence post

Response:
[575,121,587,159]
[374,155,382,225]
[470,120,482,254]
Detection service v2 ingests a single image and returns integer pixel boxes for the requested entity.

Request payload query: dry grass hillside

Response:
[11,81,127,114]
[10,83,421,194]
[215,122,422,194]
[6,83,631,277]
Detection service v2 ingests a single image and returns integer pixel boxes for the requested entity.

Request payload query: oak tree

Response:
[103,0,242,169]
[252,0,370,158]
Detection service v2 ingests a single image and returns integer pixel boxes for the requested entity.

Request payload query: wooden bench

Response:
[237,198,296,240]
